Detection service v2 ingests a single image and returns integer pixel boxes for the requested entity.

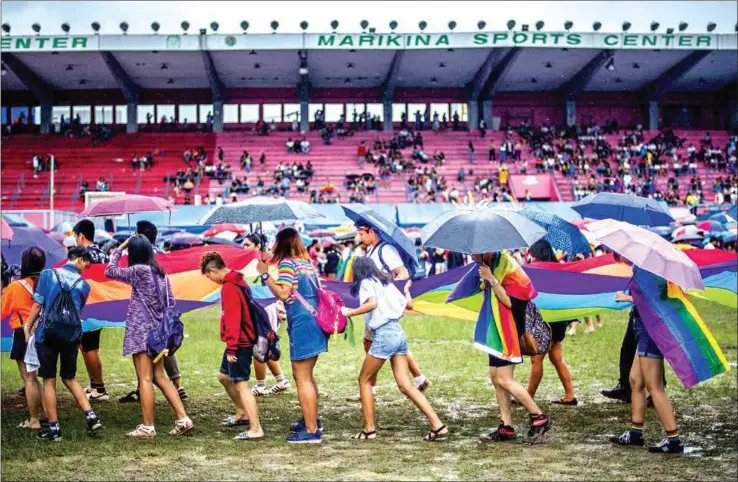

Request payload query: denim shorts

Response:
[367,320,408,360]
[219,346,253,383]
[633,315,663,359]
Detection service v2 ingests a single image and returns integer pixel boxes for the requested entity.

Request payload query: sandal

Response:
[168,418,194,436]
[352,430,377,440]
[233,431,264,441]
[18,420,41,430]
[423,424,449,442]
[126,424,156,439]
[551,398,578,406]
[222,416,250,428]
[118,390,140,403]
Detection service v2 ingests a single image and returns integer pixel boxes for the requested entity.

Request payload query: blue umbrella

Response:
[727,204,738,221]
[517,206,591,256]
[420,206,547,254]
[572,193,674,227]
[647,225,674,239]
[697,220,726,234]
[3,226,67,268]
[341,204,418,272]
[709,212,737,227]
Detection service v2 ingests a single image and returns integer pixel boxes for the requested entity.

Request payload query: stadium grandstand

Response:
[1,22,737,215]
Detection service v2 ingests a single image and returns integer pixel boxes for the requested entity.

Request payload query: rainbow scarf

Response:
[447,252,536,363]
[631,268,730,388]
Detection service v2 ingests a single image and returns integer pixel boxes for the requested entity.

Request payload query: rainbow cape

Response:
[446,252,536,363]
[631,268,730,388]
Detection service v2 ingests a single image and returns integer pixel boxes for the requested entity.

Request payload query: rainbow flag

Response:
[631,268,730,388]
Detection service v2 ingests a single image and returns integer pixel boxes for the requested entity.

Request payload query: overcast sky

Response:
[2,1,736,35]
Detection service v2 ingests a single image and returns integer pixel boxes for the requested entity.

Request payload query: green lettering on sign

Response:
[678,36,693,47]
[662,35,675,47]
[642,35,657,47]
[695,35,712,47]
[435,34,449,46]
[36,37,50,48]
[358,35,374,46]
[566,34,582,45]
[16,38,31,49]
[531,33,546,44]
[53,37,68,48]
[1,38,10,50]
[492,33,508,44]
[604,35,619,46]
[473,33,488,45]
[387,35,401,47]
[415,35,430,46]
[623,35,637,46]
[549,33,563,44]
[70,37,88,48]
[317,35,335,47]
[338,35,354,47]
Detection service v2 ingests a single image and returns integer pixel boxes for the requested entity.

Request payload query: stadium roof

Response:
[2,31,737,93]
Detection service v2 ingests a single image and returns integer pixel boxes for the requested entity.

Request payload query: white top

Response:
[359,278,407,330]
[367,243,404,275]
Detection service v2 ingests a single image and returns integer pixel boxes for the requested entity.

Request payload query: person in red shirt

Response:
[201,251,264,441]
[357,141,368,167]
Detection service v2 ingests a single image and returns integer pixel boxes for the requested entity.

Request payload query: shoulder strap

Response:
[52,269,83,293]
[17,279,34,295]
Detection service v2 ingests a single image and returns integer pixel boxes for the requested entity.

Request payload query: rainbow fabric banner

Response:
[631,268,731,388]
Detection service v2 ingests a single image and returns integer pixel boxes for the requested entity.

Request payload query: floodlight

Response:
[119,22,128,34]
[240,21,249,32]
[622,22,631,32]
[650,22,659,31]
[61,23,70,33]
[507,20,516,30]
[151,22,160,33]
[679,22,688,31]
[564,21,573,31]
[707,22,716,32]
[419,21,427,31]
[210,22,219,32]
[32,23,41,34]
[535,21,544,31]
[477,21,486,30]
[592,21,602,31]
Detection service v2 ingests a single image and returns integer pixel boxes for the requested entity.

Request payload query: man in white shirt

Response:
[352,220,430,399]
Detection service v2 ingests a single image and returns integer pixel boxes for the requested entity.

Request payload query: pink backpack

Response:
[294,271,347,336]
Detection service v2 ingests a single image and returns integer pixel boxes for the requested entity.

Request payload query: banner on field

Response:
[508,174,558,201]
[2,31,736,52]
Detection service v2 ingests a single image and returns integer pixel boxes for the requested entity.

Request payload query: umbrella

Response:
[647,225,674,239]
[671,225,705,240]
[696,220,726,234]
[80,194,175,229]
[200,197,324,225]
[94,229,114,244]
[2,226,67,268]
[721,233,737,244]
[342,203,418,270]
[202,237,243,248]
[709,213,736,226]
[420,206,547,255]
[166,233,204,249]
[671,233,704,244]
[586,219,703,291]
[569,218,592,230]
[308,229,336,238]
[1,218,14,240]
[500,205,591,255]
[202,223,247,238]
[334,231,357,242]
[572,193,675,227]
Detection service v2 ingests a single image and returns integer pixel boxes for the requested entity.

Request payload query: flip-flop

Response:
[551,398,579,406]
[18,420,41,430]
[423,424,449,442]
[233,431,264,441]
[118,390,140,403]
[222,416,250,428]
[352,430,377,440]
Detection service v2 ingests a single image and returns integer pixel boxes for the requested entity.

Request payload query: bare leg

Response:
[292,356,320,433]
[253,360,267,381]
[567,321,579,335]
[363,338,378,387]
[491,365,542,417]
[133,353,155,426]
[548,343,575,401]
[583,317,595,332]
[527,354,545,398]
[81,350,104,386]
[390,355,443,430]
[152,358,187,420]
[42,378,58,423]
[234,381,263,437]
[17,361,44,427]
[218,372,248,420]
[267,359,283,378]
[61,377,93,412]
[357,355,385,433]
[406,352,422,379]
[641,357,677,431]
[629,354,647,427]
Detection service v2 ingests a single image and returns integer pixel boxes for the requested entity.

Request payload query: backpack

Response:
[236,283,281,363]
[375,243,418,280]
[294,270,347,336]
[142,268,185,362]
[42,270,84,343]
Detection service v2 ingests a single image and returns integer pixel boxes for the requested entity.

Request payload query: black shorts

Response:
[80,329,102,352]
[219,347,253,383]
[549,322,572,344]
[9,328,27,361]
[488,355,518,368]
[37,336,80,380]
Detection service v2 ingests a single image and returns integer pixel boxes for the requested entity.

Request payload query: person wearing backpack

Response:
[2,247,48,430]
[200,251,265,441]
[105,235,193,439]
[22,246,102,441]
[341,257,449,442]
[354,220,430,400]
[256,227,328,444]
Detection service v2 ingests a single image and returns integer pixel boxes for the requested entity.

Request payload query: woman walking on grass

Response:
[341,257,448,442]
[256,227,328,444]
[105,235,194,438]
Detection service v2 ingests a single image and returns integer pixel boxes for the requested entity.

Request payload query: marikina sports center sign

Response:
[2,31,736,52]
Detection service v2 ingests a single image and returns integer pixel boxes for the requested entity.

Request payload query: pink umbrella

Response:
[570,218,591,230]
[1,218,14,240]
[80,194,174,217]
[587,219,703,291]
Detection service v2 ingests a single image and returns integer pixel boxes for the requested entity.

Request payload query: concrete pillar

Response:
[212,100,224,133]
[299,79,310,133]
[646,99,659,131]
[482,99,493,130]
[39,103,52,135]
[565,100,576,127]
[126,102,138,133]
[382,98,393,131]
[466,99,479,132]
[729,99,737,130]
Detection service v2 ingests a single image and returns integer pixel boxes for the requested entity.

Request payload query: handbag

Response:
[142,268,184,362]
[519,302,552,357]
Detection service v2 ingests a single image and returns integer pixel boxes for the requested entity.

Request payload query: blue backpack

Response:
[237,283,281,363]
[376,243,418,280]
[140,268,184,362]
[42,269,84,343]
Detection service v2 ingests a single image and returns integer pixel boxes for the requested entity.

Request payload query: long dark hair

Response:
[271,228,309,264]
[21,246,46,285]
[128,235,165,277]
[528,239,556,263]
[350,256,392,297]
[245,232,266,250]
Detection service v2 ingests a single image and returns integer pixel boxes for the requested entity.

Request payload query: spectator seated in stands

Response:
[240,150,252,172]
[280,176,291,197]
[96,177,108,192]
[302,137,311,153]
[286,137,295,153]
[320,178,335,194]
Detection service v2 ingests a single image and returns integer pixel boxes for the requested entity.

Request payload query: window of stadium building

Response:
[137,105,155,124]
[2,107,8,125]
[223,104,239,123]
[309,103,323,122]
[324,103,344,122]
[157,105,175,123]
[450,103,468,122]
[240,104,259,123]
[407,103,427,119]
[392,103,407,122]
[198,104,213,123]
[95,106,114,124]
[72,106,91,124]
[347,103,364,118]
[115,105,127,124]
[263,104,282,123]
[430,103,449,119]
[32,106,40,125]
[366,103,383,119]
[178,104,197,124]
[11,106,30,124]
[52,106,71,124]
[283,103,300,123]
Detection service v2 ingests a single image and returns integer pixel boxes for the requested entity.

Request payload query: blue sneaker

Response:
[287,430,322,444]
[290,418,323,433]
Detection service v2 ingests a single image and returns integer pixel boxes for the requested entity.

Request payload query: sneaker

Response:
[252,385,271,397]
[286,430,322,444]
[86,388,110,402]
[648,438,684,454]
[601,384,631,403]
[270,380,291,394]
[479,423,517,443]
[168,418,194,436]
[178,387,188,401]
[527,415,553,443]
[86,416,103,435]
[290,417,323,433]
[126,424,156,438]
[38,428,62,442]
[610,430,644,446]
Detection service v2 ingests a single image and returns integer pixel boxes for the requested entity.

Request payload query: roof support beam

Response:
[560,50,614,101]
[2,53,54,133]
[99,51,140,133]
[298,50,310,133]
[466,49,504,101]
[642,50,711,101]
[199,35,225,133]
[381,50,404,131]
[479,47,521,100]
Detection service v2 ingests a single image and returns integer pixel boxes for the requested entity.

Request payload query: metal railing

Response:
[70,174,84,210]
[9,174,25,208]
[134,170,143,195]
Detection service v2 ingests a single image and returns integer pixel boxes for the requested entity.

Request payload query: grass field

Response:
[2,299,736,481]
